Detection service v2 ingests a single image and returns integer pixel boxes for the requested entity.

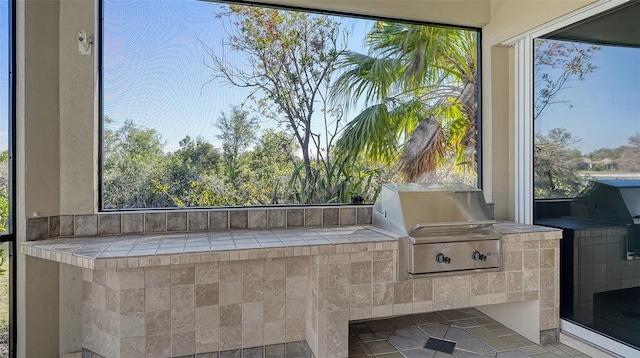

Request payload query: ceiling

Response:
[545,0,640,47]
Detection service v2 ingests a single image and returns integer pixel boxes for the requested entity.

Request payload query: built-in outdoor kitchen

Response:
[8,0,640,356]
[20,183,562,357]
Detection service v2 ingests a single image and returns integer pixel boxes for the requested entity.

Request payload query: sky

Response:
[103,0,376,152]
[0,0,8,152]
[534,43,640,154]
[0,1,636,155]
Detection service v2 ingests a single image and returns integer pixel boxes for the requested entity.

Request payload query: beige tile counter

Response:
[22,226,395,270]
[21,222,562,358]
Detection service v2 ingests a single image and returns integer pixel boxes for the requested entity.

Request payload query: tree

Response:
[103,118,169,208]
[0,151,8,233]
[103,117,237,208]
[215,107,259,182]
[534,128,584,198]
[331,23,478,182]
[236,129,299,205]
[164,136,221,207]
[588,146,625,163]
[0,152,7,269]
[533,39,600,198]
[533,39,599,121]
[618,132,640,172]
[618,149,640,172]
[628,132,640,148]
[202,4,347,203]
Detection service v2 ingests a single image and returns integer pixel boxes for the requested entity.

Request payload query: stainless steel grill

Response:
[372,183,501,279]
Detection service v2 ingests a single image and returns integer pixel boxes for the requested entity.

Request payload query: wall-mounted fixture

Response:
[78,31,93,56]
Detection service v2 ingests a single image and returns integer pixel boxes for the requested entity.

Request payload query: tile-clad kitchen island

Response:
[22,221,561,357]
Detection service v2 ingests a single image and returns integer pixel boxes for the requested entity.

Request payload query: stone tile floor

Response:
[348,308,591,357]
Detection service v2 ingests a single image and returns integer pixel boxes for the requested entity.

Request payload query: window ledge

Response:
[25,205,373,241]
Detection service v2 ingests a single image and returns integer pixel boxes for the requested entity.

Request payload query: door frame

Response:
[503,0,640,355]
[502,0,630,225]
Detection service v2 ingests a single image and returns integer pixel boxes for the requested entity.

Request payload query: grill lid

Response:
[571,179,640,225]
[373,183,495,236]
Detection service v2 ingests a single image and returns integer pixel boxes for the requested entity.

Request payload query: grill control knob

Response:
[471,250,487,261]
[436,253,451,264]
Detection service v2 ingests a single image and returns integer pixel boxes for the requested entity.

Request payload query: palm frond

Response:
[335,103,399,165]
[331,51,404,110]
[387,98,429,137]
[331,21,479,177]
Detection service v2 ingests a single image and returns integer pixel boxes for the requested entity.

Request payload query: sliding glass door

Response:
[533,0,640,351]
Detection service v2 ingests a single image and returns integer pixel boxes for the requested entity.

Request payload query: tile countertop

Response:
[20,222,562,270]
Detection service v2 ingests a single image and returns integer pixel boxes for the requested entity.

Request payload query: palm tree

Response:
[331,22,478,182]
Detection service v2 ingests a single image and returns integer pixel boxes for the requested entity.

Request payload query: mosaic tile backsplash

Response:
[26,204,494,242]
[26,206,375,241]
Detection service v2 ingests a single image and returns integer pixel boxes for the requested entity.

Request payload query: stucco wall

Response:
[21,0,61,219]
[59,0,96,216]
[258,0,492,27]
[17,0,61,356]
[15,0,611,356]
[480,0,598,219]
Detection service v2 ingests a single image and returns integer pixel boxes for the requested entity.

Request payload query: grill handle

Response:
[412,220,496,231]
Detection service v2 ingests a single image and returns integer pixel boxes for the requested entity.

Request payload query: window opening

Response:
[101,0,482,210]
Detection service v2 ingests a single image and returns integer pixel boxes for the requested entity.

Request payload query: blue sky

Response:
[0,0,8,152]
[103,0,227,150]
[0,1,636,155]
[103,0,375,152]
[534,43,640,154]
